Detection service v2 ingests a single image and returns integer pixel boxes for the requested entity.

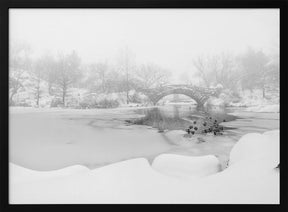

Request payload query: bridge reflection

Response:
[132,104,236,132]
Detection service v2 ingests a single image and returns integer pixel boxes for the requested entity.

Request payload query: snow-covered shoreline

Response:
[10,129,279,204]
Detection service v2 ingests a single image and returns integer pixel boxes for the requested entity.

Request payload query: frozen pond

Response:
[9,105,279,171]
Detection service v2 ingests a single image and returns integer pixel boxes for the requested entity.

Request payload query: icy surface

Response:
[9,106,279,171]
[10,130,279,204]
[9,107,172,170]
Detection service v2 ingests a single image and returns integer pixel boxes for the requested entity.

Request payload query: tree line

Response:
[193,48,279,98]
[9,42,279,107]
[9,43,171,107]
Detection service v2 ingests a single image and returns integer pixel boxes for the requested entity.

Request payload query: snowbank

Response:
[10,164,90,184]
[229,130,279,170]
[244,104,279,113]
[152,154,221,179]
[10,129,279,204]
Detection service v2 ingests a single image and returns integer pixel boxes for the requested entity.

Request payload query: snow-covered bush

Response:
[66,97,79,108]
[129,92,142,103]
[14,101,31,107]
[39,95,54,108]
[205,97,225,107]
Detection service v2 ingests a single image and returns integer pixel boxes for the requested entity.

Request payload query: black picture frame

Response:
[0,0,287,212]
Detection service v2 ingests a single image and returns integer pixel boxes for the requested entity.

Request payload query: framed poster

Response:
[0,0,286,211]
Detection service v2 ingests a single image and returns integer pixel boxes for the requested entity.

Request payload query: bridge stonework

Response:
[140,84,222,106]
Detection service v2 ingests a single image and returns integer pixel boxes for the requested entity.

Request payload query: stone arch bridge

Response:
[138,84,222,106]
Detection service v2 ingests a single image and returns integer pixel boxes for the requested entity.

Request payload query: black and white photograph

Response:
[8,8,280,204]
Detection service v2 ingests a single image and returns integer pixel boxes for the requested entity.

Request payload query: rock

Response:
[197,137,206,143]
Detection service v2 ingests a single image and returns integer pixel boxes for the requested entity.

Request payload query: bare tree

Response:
[9,42,32,104]
[193,53,240,93]
[265,54,279,90]
[40,54,58,95]
[117,47,137,104]
[86,62,110,93]
[193,56,211,87]
[30,56,49,106]
[54,51,82,106]
[135,63,171,89]
[238,48,270,98]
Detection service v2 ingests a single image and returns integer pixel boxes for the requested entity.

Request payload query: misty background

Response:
[9,9,280,204]
[9,9,279,108]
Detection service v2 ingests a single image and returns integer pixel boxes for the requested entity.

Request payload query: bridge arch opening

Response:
[156,94,198,105]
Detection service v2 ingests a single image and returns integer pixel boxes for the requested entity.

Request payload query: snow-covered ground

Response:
[204,89,279,113]
[244,104,279,113]
[227,89,279,113]
[10,129,279,204]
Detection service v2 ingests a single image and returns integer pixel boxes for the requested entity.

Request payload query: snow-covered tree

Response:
[9,42,32,104]
[238,48,271,98]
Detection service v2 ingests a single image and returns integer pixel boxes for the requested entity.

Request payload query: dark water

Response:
[131,104,237,133]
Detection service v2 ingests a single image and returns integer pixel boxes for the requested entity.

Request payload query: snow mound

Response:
[10,163,90,184]
[229,130,279,170]
[152,154,221,179]
[10,158,178,204]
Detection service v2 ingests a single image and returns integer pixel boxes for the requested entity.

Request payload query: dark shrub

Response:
[79,98,97,109]
[50,98,64,107]
[96,99,119,108]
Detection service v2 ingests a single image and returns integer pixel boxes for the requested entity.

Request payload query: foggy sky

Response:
[10,9,279,82]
